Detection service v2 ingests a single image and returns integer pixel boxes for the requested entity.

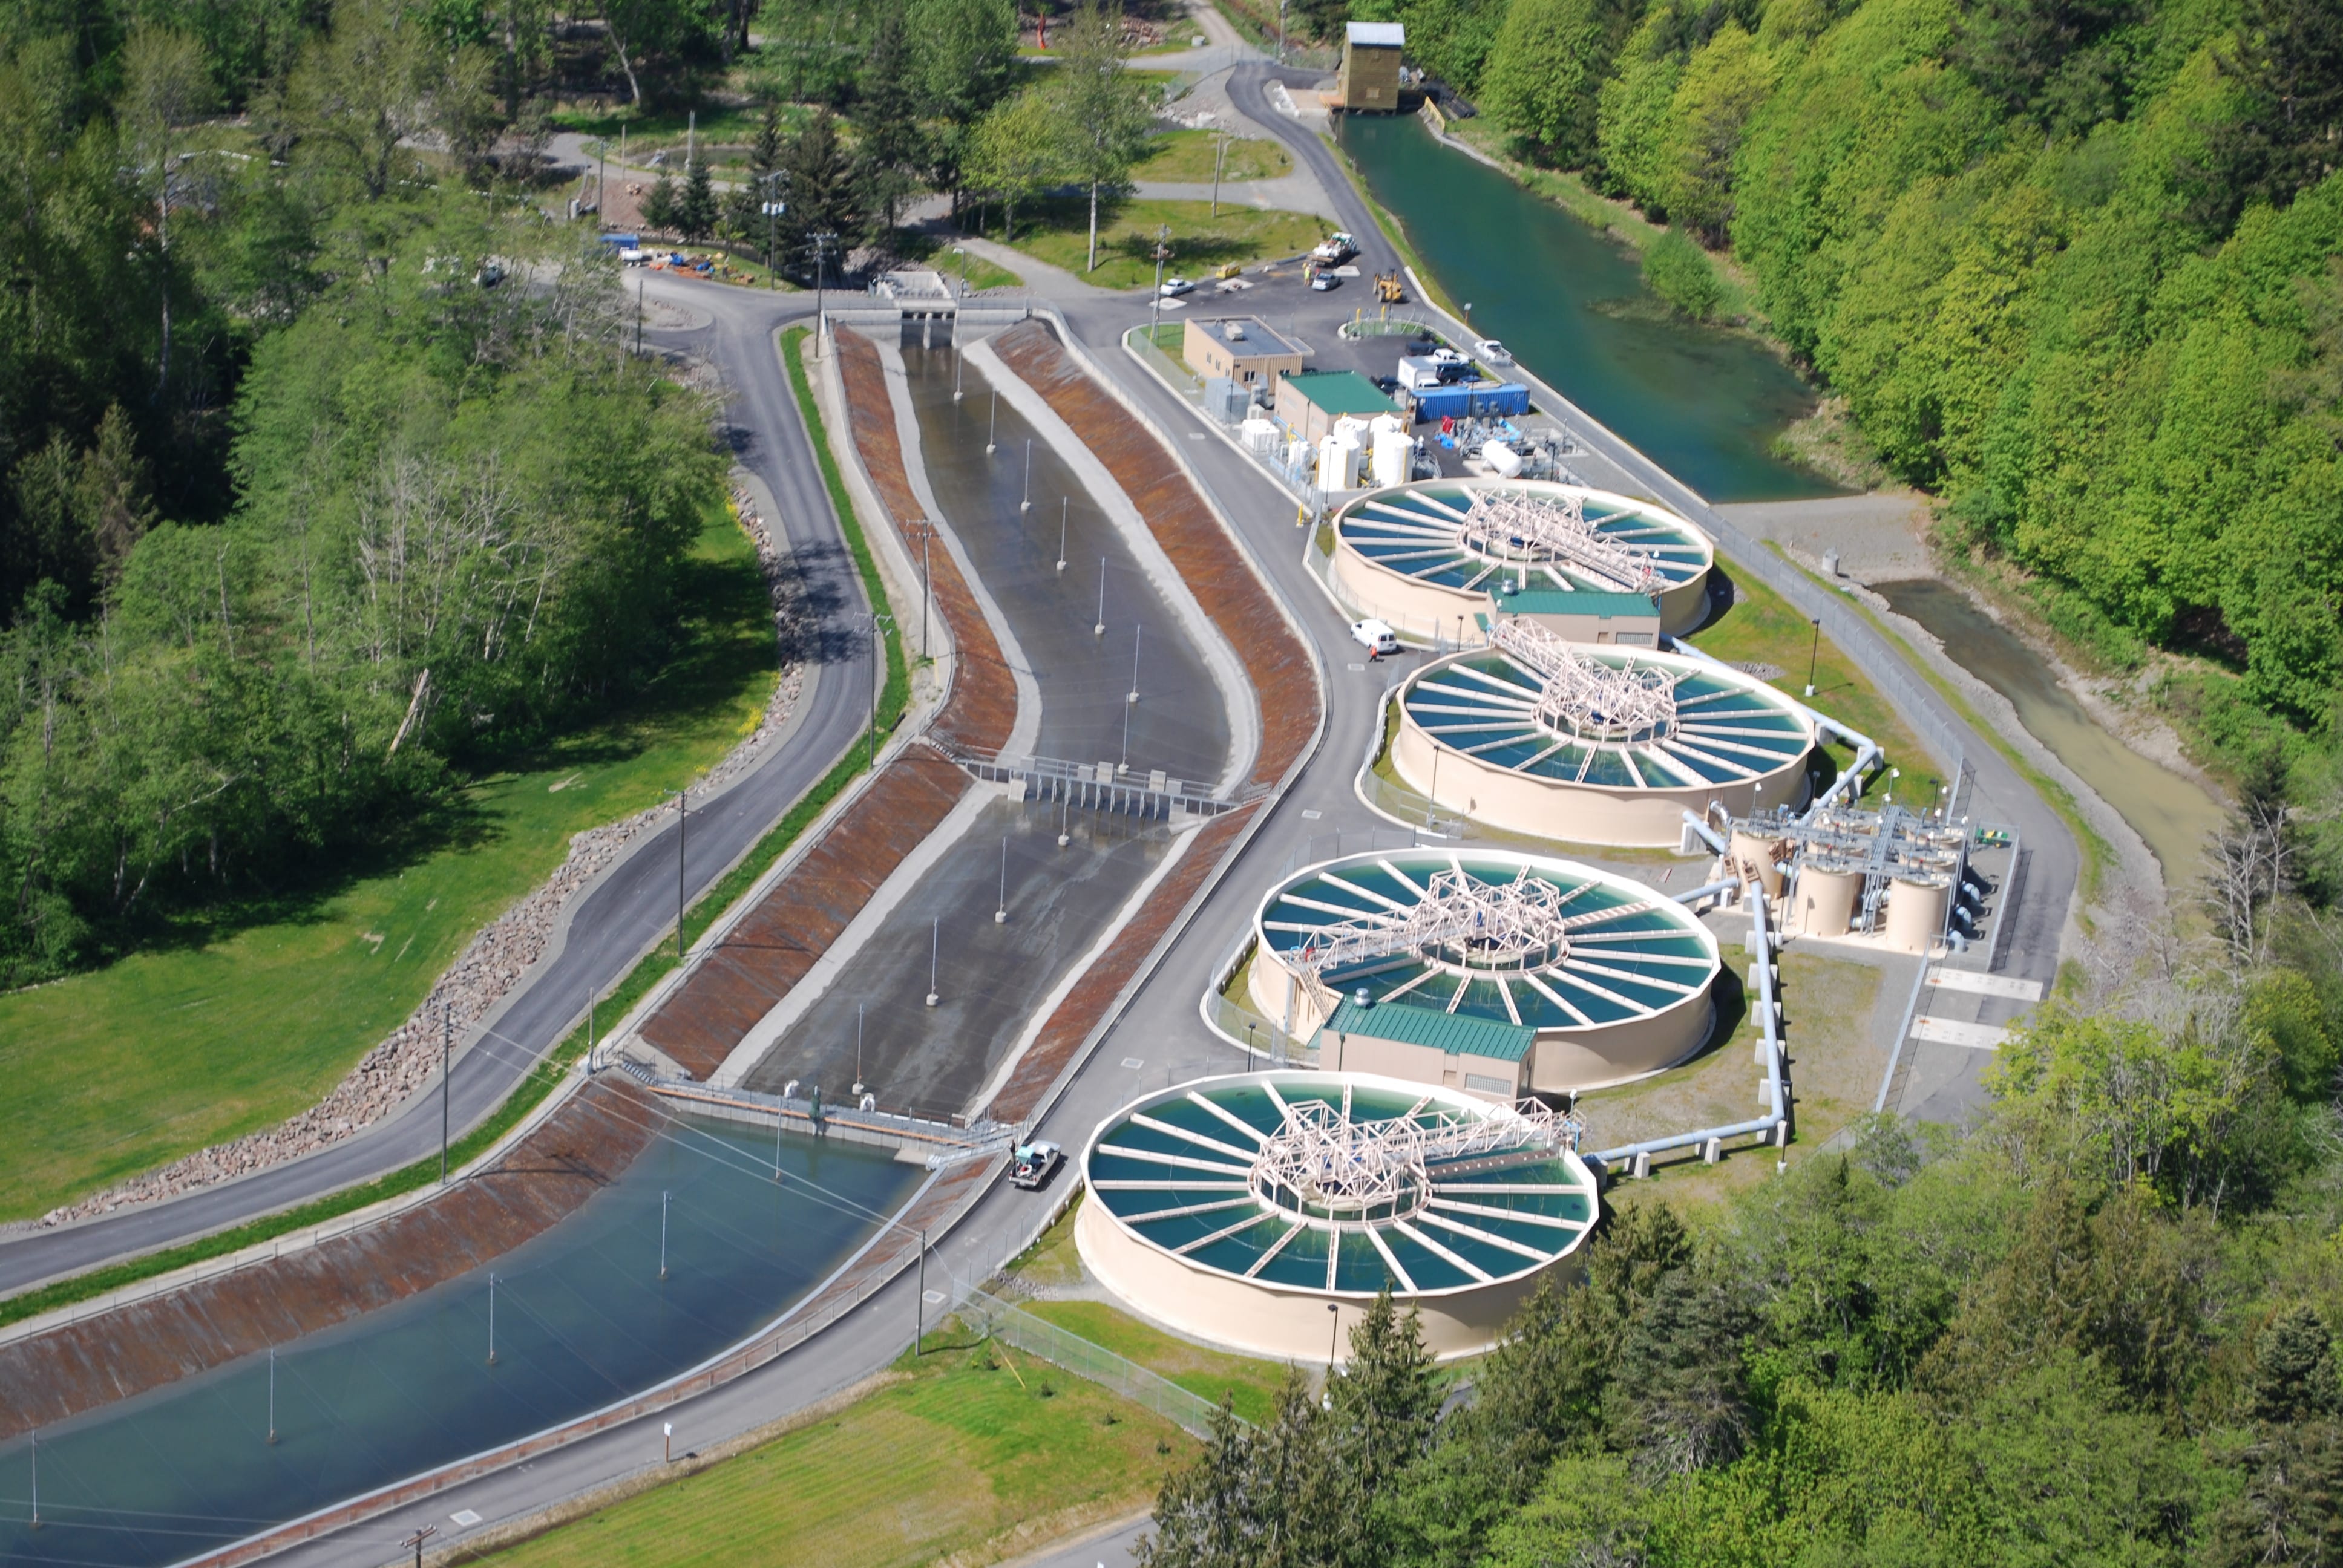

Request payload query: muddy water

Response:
[1874,578,2227,886]
[0,1122,920,1567]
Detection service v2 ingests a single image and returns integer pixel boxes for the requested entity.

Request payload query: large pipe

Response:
[1681,809,1728,855]
[1588,883,1786,1170]
[1673,879,1738,909]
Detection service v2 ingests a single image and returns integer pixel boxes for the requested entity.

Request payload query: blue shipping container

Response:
[1411,381,1530,423]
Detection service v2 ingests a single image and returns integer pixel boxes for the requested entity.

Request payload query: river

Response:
[1335,113,1835,505]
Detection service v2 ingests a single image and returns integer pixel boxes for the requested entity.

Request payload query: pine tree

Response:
[1140,1395,1253,1568]
[1328,1287,1441,1567]
[641,171,678,234]
[679,158,718,243]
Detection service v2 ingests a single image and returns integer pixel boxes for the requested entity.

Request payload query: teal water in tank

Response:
[1335,113,1840,504]
[0,1120,922,1567]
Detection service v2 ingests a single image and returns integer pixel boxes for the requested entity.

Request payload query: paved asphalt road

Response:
[21,61,2080,1567]
[0,290,873,1298]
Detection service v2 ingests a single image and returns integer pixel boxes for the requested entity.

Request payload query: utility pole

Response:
[914,1228,927,1354]
[403,1526,435,1568]
[866,612,896,768]
[441,1004,451,1184]
[598,139,608,223]
[1150,223,1171,339]
[267,1347,277,1445]
[1278,0,1287,62]
[919,524,932,659]
[812,231,837,356]
[1211,122,1229,217]
[635,273,644,355]
[666,788,687,960]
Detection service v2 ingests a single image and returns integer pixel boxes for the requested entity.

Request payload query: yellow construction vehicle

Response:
[1374,270,1405,303]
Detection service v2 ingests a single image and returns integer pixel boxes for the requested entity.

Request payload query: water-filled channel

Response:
[0,1119,922,1567]
[1335,113,1837,504]
[1873,579,2227,884]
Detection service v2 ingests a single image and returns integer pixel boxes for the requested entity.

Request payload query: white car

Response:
[618,246,647,266]
[1159,276,1196,297]
[1351,619,1402,657]
[1310,272,1340,292]
[1473,338,1513,365]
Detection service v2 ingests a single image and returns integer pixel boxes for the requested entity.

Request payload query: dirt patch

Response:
[0,1078,657,1442]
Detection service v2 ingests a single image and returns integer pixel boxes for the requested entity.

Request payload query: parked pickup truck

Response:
[1011,1140,1065,1191]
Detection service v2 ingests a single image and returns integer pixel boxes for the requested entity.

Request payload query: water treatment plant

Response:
[1075,1070,1599,1361]
[0,62,2082,1568]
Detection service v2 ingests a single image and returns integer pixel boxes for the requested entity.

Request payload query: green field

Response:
[481,1342,1185,1568]
[1018,1298,1294,1425]
[0,502,778,1222]
[1138,129,1293,183]
[993,197,1327,289]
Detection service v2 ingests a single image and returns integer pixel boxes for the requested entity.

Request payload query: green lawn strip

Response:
[1017,1298,1292,1426]
[0,498,775,1224]
[993,197,1328,290]
[1139,128,1293,183]
[556,103,784,146]
[1762,544,2111,897]
[894,234,1023,293]
[479,1340,1186,1568]
[4,328,909,1322]
[0,945,672,1330]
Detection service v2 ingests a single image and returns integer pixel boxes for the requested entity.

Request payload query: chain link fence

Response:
[955,1288,1244,1438]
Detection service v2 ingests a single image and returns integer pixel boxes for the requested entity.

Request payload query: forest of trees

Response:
[1345,0,2342,761]
[0,0,725,982]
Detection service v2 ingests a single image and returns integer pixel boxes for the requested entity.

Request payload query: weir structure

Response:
[1391,627,1815,847]
[1075,1070,1599,1361]
[1329,478,1713,642]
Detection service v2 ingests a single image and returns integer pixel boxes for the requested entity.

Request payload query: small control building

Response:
[1338,22,1406,111]
[1276,369,1395,446]
[1182,316,1305,388]
[1487,587,1663,647]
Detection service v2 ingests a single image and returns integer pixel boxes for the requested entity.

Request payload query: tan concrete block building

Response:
[1338,22,1405,111]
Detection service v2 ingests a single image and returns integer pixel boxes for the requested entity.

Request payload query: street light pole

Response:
[441,1004,450,1184]
[1804,618,1820,697]
[665,788,687,960]
[1151,222,1170,340]
[812,230,837,356]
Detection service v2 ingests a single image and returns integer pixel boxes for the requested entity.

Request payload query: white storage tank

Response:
[1372,427,1412,488]
[1320,433,1363,490]
[1482,440,1524,478]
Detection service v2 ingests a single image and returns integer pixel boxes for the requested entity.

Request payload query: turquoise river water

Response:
[1336,113,1836,505]
[0,1119,922,1567]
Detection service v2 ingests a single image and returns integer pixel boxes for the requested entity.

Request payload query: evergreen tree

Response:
[777,109,868,276]
[856,0,927,238]
[679,156,718,241]
[1329,1287,1441,1567]
[641,170,678,234]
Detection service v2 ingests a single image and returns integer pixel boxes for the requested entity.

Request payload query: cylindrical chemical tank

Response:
[1482,440,1524,477]
[1884,876,1951,954]
[1797,866,1862,939]
[1730,831,1788,897]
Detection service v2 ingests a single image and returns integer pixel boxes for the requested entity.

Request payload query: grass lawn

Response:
[993,197,1328,289]
[1692,566,1946,804]
[0,501,778,1223]
[1139,129,1293,183]
[481,1341,1186,1568]
[898,235,1024,293]
[1586,949,1886,1207]
[1018,1296,1296,1425]
[557,102,783,146]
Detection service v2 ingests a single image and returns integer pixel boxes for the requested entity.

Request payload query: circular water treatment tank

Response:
[1331,479,1714,639]
[1247,848,1720,1091]
[1392,634,1815,846]
[1075,1070,1600,1361]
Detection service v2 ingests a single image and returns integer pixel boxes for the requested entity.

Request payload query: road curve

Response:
[0,286,868,1297]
